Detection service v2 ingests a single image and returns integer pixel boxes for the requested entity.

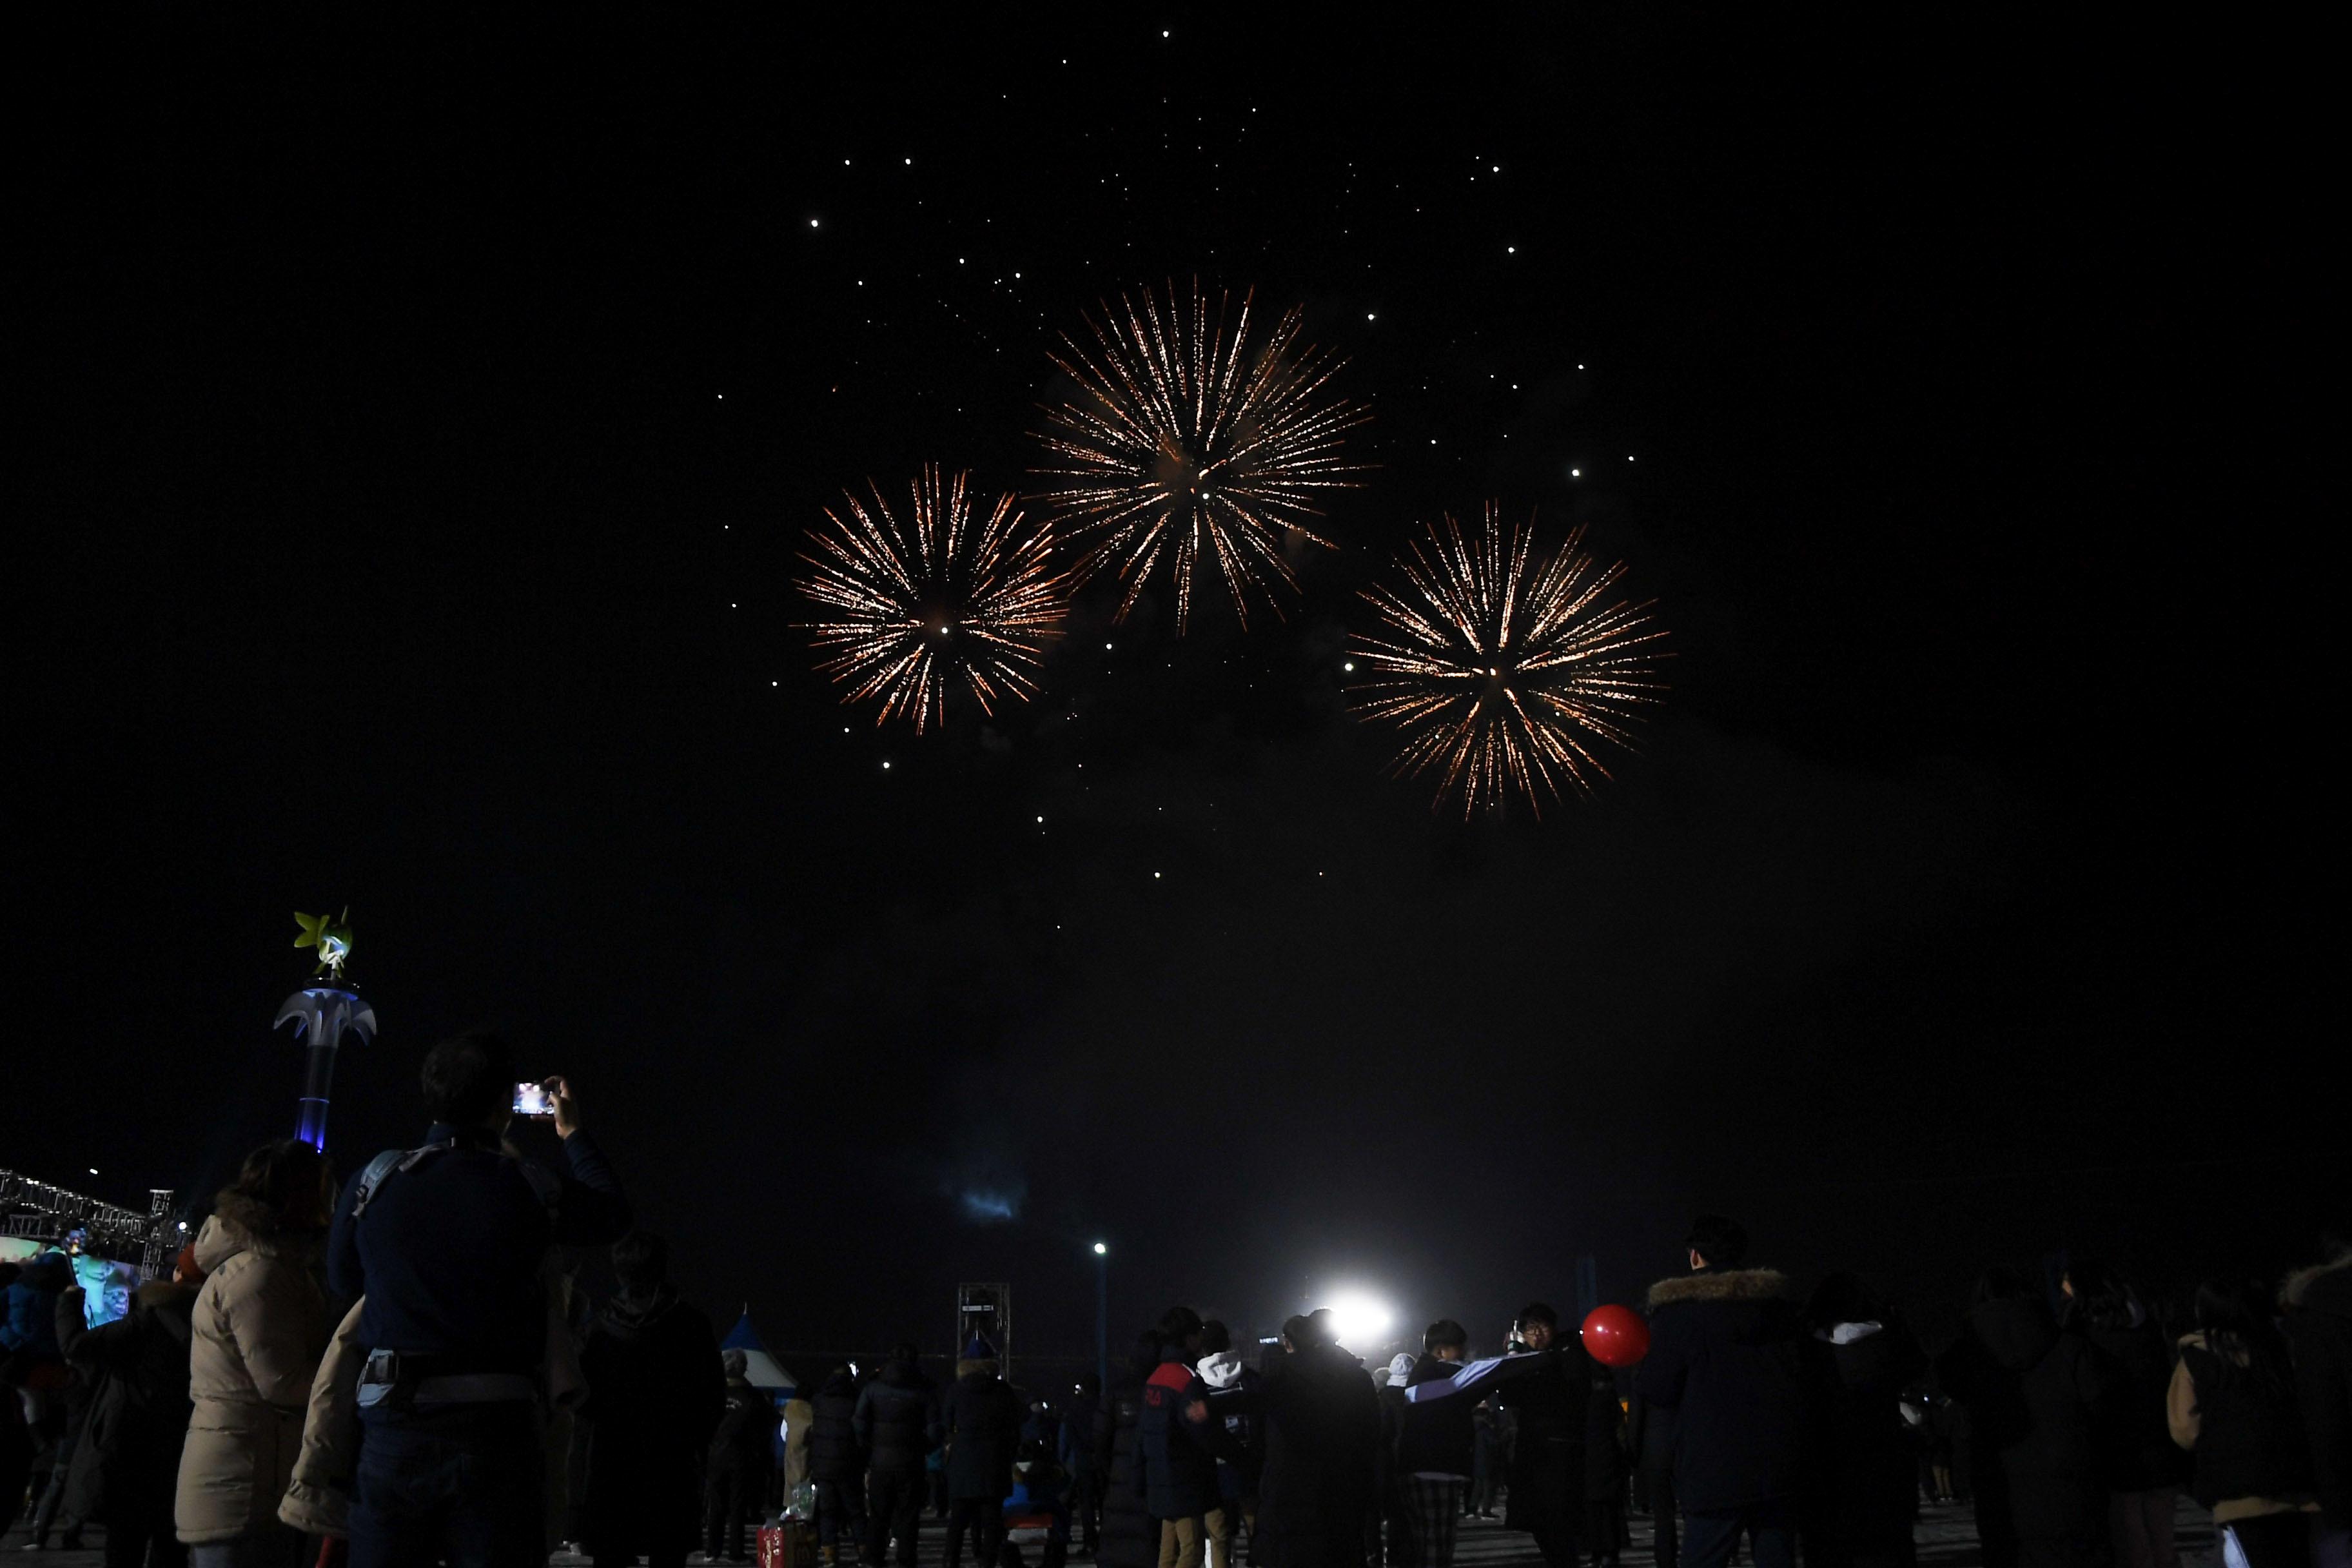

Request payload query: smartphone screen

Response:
[512,1080,554,1119]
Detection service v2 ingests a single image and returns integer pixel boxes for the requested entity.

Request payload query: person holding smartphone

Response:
[326,1030,632,1568]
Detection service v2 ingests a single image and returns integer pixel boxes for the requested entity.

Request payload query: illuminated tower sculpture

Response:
[279,910,376,1152]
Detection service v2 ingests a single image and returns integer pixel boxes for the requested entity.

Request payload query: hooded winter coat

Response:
[174,1211,332,1545]
[1228,1340,1380,1568]
[579,1287,726,1559]
[2283,1251,2352,1529]
[1802,1320,1927,1567]
[1936,1296,2118,1568]
[808,1366,867,1482]
[945,1362,1024,1502]
[1634,1268,1812,1516]
[54,1281,196,1527]
[1200,1351,1263,1500]
[854,1358,942,1476]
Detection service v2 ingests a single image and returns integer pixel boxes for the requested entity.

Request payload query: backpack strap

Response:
[348,1139,560,1222]
[348,1141,455,1222]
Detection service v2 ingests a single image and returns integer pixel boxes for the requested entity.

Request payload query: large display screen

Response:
[0,1238,142,1326]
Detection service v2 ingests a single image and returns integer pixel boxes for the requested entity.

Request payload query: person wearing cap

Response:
[1634,1215,1810,1568]
[943,1334,1025,1568]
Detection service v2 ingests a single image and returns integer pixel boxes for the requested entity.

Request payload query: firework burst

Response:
[1348,504,1669,818]
[1033,280,1369,631]
[794,466,1065,732]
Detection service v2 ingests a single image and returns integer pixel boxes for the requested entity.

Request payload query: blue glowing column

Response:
[277,987,379,1152]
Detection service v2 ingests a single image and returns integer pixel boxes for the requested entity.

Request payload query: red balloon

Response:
[1581,1304,1651,1367]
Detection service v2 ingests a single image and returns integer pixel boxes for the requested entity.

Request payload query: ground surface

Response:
[5,1496,2219,1568]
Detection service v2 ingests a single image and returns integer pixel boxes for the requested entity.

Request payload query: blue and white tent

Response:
[722,1309,796,1396]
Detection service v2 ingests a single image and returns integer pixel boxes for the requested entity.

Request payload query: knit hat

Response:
[1388,1352,1418,1386]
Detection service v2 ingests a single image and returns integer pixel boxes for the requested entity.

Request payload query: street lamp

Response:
[1092,1242,1110,1391]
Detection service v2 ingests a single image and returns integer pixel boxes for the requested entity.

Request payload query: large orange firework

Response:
[794,466,1064,732]
[1348,505,1669,818]
[1033,280,1368,631]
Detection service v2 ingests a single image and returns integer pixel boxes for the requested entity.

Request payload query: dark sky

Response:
[15,12,2339,1365]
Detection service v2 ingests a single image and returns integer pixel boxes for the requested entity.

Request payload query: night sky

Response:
[16,14,2340,1363]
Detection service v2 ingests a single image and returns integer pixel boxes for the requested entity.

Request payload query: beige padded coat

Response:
[277,1300,366,1539]
[173,1215,331,1544]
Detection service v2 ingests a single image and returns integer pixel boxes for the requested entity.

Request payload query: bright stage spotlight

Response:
[1324,1291,1395,1349]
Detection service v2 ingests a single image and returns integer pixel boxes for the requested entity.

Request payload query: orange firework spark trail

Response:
[1032,279,1369,632]
[1348,504,1671,818]
[792,466,1066,732]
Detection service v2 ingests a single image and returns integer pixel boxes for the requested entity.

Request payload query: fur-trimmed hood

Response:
[1647,1268,1790,1309]
[2282,1250,2352,1317]
[192,1213,318,1274]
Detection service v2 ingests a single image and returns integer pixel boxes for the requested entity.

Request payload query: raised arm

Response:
[547,1078,631,1246]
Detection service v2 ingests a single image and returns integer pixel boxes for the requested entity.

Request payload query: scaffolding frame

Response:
[956,1280,1012,1380]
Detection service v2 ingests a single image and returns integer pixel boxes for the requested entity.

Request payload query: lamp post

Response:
[1093,1241,1109,1392]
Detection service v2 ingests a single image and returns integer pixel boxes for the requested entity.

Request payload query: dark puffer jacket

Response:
[1635,1268,1812,1513]
[1936,1297,2118,1568]
[1139,1350,1233,1519]
[2077,1309,2190,1494]
[1239,1340,1380,1568]
[2285,1253,2352,1529]
[808,1366,866,1482]
[1098,1361,1155,1568]
[578,1289,727,1562]
[56,1282,197,1527]
[1803,1322,1928,1565]
[854,1359,941,1476]
[709,1375,773,1475]
[944,1364,1024,1502]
